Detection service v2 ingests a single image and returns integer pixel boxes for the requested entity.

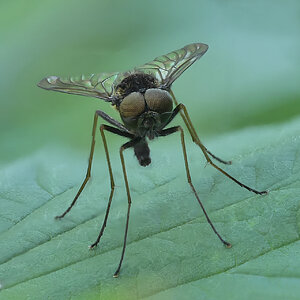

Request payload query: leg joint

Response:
[100,124,106,131]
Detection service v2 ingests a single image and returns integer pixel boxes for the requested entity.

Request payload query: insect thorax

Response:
[115,73,159,100]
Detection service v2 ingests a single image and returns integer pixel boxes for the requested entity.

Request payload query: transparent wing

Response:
[135,43,208,88]
[37,72,122,102]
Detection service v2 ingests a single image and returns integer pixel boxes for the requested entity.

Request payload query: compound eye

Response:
[144,89,173,114]
[119,92,145,118]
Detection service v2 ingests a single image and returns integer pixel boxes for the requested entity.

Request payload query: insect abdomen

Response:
[134,139,151,167]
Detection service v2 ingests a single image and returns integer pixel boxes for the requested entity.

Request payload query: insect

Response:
[38,43,267,277]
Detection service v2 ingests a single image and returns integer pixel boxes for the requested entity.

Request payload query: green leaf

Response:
[1,1,300,299]
[0,116,299,300]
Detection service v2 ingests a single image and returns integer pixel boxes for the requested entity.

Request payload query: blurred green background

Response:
[1,0,300,165]
[1,1,300,299]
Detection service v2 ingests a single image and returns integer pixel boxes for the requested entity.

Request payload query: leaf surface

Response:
[0,117,299,300]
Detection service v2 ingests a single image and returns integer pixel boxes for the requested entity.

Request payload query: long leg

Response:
[89,125,134,248]
[113,138,140,278]
[169,90,231,165]
[164,104,231,165]
[96,110,132,133]
[165,99,267,195]
[159,126,231,247]
[56,110,134,219]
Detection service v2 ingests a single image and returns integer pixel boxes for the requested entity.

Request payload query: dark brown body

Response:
[115,73,174,166]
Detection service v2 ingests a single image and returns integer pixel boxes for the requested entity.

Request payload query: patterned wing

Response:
[135,43,208,88]
[37,72,122,102]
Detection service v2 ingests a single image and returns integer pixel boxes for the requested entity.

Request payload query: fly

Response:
[38,43,268,277]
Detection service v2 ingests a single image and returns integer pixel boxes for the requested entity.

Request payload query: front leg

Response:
[162,103,268,195]
[113,138,141,278]
[89,125,135,249]
[163,97,231,165]
[55,110,134,219]
[159,126,231,247]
